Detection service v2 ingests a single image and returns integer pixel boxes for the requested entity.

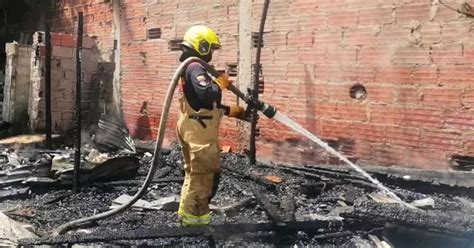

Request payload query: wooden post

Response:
[73,12,84,193]
[249,0,270,165]
[44,21,52,149]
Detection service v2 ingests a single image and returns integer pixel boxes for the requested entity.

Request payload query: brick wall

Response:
[29,32,99,133]
[57,0,474,170]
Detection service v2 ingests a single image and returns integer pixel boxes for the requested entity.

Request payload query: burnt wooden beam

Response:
[19,220,344,246]
[44,21,52,149]
[252,189,284,223]
[344,201,474,236]
[73,12,84,193]
[222,166,275,190]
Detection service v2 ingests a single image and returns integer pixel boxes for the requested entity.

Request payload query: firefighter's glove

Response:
[215,74,231,90]
[229,106,250,122]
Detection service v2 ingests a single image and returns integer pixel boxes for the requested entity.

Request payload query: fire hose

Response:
[55,57,277,235]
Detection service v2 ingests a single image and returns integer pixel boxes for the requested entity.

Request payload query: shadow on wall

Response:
[134,101,152,140]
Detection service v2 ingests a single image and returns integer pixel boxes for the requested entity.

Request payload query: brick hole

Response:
[449,155,474,171]
[147,28,161,39]
[168,39,183,51]
[252,32,264,48]
[349,84,367,100]
[226,63,238,76]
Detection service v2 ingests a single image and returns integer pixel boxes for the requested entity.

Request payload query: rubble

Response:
[110,194,158,211]
[0,134,61,148]
[0,212,37,246]
[0,148,472,246]
[410,197,435,209]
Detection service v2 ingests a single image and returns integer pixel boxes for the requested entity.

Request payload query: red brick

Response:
[318,0,347,11]
[340,66,376,83]
[372,144,448,169]
[420,130,463,151]
[315,64,345,82]
[404,108,443,128]
[273,48,299,64]
[465,46,474,62]
[344,26,379,45]
[289,0,318,16]
[304,83,329,100]
[266,0,290,17]
[440,21,472,44]
[420,22,442,44]
[287,64,313,83]
[420,88,462,108]
[375,66,413,84]
[272,16,298,33]
[443,110,474,130]
[327,10,358,27]
[264,63,288,81]
[298,13,327,30]
[287,32,314,48]
[326,46,357,65]
[314,101,338,118]
[397,87,420,105]
[336,102,368,122]
[314,30,341,46]
[264,32,287,48]
[385,126,420,147]
[395,3,431,23]
[51,33,62,46]
[411,66,438,84]
[327,83,351,100]
[438,66,474,86]
[465,133,474,154]
[352,140,373,162]
[392,46,431,64]
[358,7,393,26]
[431,44,465,65]
[378,25,410,45]
[351,123,385,143]
[298,47,327,65]
[463,90,474,108]
[320,120,352,139]
[358,47,393,66]
[370,106,405,125]
[365,84,396,104]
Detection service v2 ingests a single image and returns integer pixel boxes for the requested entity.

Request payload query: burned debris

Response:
[0,147,471,247]
[0,130,139,202]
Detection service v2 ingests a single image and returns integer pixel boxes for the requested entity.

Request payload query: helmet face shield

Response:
[198,40,211,55]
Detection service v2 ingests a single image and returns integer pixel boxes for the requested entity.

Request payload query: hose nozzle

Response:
[258,101,277,119]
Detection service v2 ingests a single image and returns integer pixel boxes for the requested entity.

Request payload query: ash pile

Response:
[0,143,473,247]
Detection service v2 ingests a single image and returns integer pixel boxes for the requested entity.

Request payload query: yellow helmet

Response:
[181,25,221,56]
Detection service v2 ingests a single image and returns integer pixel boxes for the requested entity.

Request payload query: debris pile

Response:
[0,146,472,247]
[0,134,139,201]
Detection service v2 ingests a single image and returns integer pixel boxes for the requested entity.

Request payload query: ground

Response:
[1,146,473,247]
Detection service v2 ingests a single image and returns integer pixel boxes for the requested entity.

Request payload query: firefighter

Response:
[176,25,248,226]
